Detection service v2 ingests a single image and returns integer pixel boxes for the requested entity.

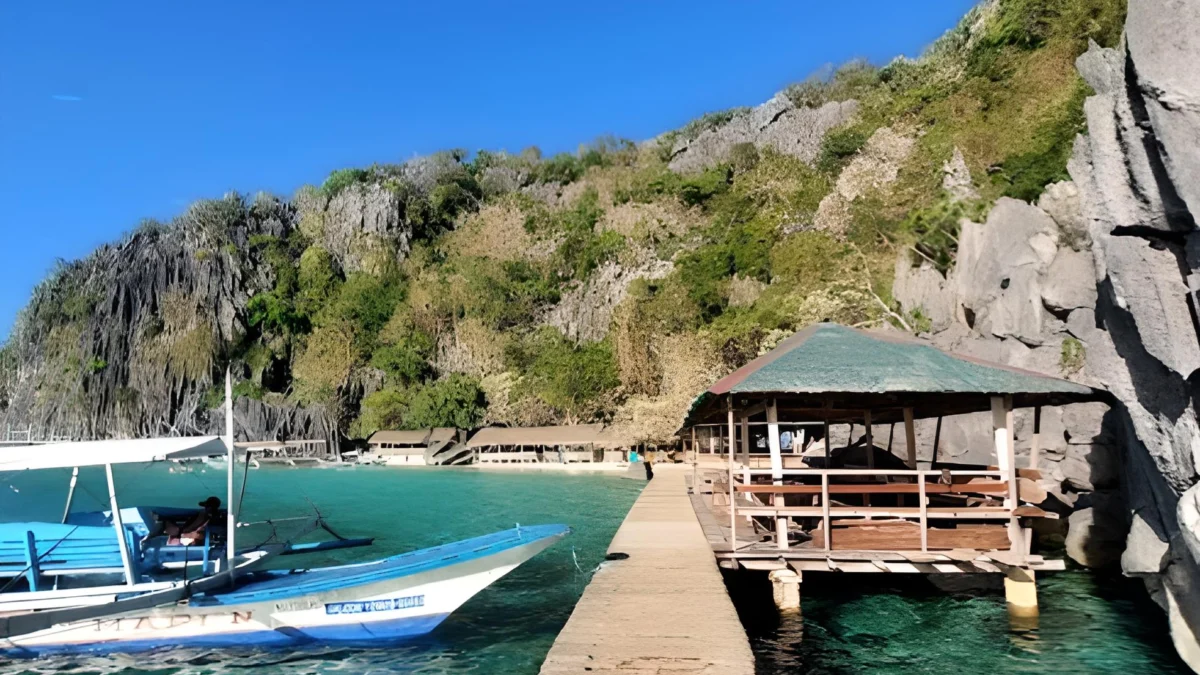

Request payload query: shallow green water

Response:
[1,464,1189,674]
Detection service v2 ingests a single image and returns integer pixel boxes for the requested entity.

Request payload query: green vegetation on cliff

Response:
[0,0,1126,444]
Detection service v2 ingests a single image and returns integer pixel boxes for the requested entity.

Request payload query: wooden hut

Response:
[467,425,632,467]
[682,323,1108,614]
[366,428,457,466]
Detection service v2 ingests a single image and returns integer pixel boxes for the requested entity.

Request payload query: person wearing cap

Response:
[144,496,223,546]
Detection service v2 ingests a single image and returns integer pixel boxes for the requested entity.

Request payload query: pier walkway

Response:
[540,464,754,674]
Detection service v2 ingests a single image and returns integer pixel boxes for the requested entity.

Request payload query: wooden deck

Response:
[690,469,1065,574]
[539,464,754,675]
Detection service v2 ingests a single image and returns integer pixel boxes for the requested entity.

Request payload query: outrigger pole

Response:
[225,369,237,579]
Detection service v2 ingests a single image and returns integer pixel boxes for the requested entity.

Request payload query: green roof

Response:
[685,323,1105,425]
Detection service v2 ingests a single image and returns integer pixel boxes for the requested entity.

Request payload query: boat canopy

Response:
[0,436,229,472]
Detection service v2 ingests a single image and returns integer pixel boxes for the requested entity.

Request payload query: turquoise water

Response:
[1,464,1189,673]
[0,464,643,674]
[728,566,1189,673]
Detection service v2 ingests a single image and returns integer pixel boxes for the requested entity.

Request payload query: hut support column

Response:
[991,396,1022,553]
[767,399,786,549]
[864,410,873,509]
[739,416,750,467]
[769,569,801,612]
[1005,568,1039,619]
[903,407,917,469]
[727,398,737,546]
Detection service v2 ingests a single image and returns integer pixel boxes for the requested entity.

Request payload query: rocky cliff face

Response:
[894,0,1200,663]
[1072,0,1200,663]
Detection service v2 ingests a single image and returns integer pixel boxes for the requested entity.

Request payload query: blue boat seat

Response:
[0,523,133,589]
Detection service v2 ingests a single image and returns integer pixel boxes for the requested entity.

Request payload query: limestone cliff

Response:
[893,0,1200,663]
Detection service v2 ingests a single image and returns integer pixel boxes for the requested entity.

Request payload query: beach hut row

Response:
[364,424,643,468]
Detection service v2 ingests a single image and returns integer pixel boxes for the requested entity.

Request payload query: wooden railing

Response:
[727,467,1027,553]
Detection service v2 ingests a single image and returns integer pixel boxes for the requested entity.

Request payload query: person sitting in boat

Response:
[143,496,224,546]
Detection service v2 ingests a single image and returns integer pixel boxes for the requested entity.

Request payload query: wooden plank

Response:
[1017,477,1047,503]
[735,482,1009,495]
[808,523,1012,551]
[740,560,789,571]
[739,506,1015,518]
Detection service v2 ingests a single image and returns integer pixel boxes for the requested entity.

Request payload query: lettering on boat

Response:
[324,594,425,615]
[88,612,251,632]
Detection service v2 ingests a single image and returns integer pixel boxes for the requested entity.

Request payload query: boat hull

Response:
[2,525,567,656]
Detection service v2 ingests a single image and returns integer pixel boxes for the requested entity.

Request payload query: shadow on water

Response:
[722,566,1189,674]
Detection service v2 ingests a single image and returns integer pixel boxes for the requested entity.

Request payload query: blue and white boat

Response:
[0,378,569,656]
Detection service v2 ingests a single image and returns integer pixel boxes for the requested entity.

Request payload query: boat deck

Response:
[539,464,754,675]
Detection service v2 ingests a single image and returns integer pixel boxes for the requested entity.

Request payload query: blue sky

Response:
[0,1,977,341]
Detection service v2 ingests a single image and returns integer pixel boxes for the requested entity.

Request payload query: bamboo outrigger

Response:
[681,323,1109,615]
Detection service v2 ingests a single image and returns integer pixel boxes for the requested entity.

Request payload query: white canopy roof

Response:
[0,436,229,472]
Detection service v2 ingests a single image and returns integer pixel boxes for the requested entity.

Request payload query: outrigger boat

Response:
[0,378,568,656]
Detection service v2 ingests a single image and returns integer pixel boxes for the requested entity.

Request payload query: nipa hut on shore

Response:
[466,424,636,467]
[366,428,459,466]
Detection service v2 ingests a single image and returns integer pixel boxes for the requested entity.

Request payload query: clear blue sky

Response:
[0,1,977,341]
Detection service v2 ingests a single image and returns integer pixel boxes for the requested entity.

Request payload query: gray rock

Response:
[1038,181,1090,249]
[892,255,957,332]
[1065,492,1129,568]
[668,96,858,173]
[1101,234,1200,377]
[1123,510,1171,574]
[1062,443,1121,491]
[1126,0,1200,218]
[953,198,1059,343]
[1042,248,1098,312]
[547,258,673,344]
[322,183,409,274]
[941,147,979,203]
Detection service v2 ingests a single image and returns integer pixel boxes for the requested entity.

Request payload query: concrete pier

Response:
[540,464,755,674]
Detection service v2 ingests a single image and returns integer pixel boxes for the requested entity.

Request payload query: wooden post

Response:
[821,472,831,551]
[691,426,697,488]
[739,415,750,467]
[864,410,873,508]
[903,407,917,469]
[1029,406,1042,469]
[931,416,943,465]
[863,411,873,454]
[823,419,831,463]
[992,396,1022,552]
[918,476,928,552]
[767,399,786,550]
[728,398,737,547]
[739,415,750,468]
